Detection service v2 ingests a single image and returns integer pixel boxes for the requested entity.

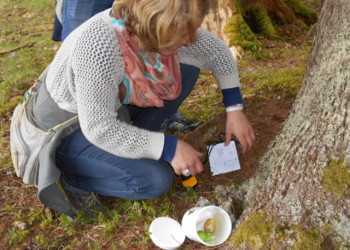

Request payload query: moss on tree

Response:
[322,158,350,198]
[284,0,318,24]
[224,0,318,51]
[225,13,262,51]
[231,212,273,248]
[293,226,324,250]
[241,5,279,39]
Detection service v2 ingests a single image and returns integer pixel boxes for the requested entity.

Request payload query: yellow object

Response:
[181,175,198,188]
[204,218,216,233]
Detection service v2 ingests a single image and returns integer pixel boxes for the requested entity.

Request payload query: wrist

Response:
[226,104,243,112]
[161,135,178,163]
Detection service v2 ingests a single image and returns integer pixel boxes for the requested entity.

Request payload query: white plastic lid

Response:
[149,217,185,250]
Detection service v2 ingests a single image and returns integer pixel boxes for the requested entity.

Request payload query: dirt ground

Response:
[0,95,295,250]
[184,96,295,185]
[0,12,309,250]
[103,95,296,249]
[176,96,295,249]
[0,37,303,249]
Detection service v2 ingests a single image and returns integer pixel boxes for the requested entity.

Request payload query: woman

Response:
[34,0,255,215]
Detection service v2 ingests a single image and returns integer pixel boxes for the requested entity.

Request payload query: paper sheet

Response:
[207,142,241,176]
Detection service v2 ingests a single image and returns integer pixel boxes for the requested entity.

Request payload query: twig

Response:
[0,42,36,56]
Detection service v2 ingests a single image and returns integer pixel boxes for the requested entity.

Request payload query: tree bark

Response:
[203,0,317,52]
[202,0,233,44]
[230,0,350,248]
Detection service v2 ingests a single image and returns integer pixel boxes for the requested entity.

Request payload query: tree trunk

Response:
[203,0,317,51]
[228,0,350,248]
[202,0,233,45]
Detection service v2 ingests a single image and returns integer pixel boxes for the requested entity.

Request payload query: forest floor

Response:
[0,1,318,249]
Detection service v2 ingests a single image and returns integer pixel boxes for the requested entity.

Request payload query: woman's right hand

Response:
[170,140,204,176]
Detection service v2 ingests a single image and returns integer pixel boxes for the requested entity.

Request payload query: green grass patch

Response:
[241,66,305,99]
[0,42,56,116]
[0,1,61,245]
[180,73,225,122]
[1,0,53,9]
[0,0,57,116]
[0,0,57,178]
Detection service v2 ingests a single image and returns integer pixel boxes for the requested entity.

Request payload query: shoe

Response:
[163,115,202,132]
[64,189,105,219]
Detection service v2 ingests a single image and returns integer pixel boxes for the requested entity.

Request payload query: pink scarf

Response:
[111,17,182,107]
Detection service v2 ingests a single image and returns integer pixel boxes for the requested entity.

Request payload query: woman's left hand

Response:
[225,110,256,153]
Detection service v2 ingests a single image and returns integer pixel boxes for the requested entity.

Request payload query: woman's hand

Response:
[170,140,204,176]
[225,110,256,153]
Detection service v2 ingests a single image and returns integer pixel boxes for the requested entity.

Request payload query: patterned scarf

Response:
[111,17,182,107]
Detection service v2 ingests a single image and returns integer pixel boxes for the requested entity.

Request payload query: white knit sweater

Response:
[46,9,240,160]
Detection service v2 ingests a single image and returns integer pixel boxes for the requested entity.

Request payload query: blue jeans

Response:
[56,64,200,199]
[53,0,115,41]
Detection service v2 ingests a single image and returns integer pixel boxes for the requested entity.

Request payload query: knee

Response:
[141,165,174,199]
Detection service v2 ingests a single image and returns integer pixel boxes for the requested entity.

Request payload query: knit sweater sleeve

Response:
[178,28,240,90]
[59,18,164,160]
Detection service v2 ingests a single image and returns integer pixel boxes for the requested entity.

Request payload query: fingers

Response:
[251,130,257,141]
[238,134,249,153]
[189,156,204,175]
[224,132,231,146]
[225,126,256,153]
[174,154,203,175]
[237,129,256,153]
[196,151,203,158]
[225,126,250,152]
[225,110,256,153]
[170,140,204,176]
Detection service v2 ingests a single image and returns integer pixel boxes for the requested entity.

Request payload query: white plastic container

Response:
[149,217,185,249]
[149,206,232,249]
[181,206,232,246]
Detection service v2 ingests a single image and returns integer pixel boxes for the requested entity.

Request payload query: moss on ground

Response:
[241,66,306,99]
[231,213,274,248]
[179,74,224,122]
[322,158,350,198]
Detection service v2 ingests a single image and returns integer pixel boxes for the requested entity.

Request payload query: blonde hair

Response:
[112,0,212,51]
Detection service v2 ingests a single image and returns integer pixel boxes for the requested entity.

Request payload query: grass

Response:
[3,196,182,248]
[180,73,225,122]
[181,41,311,123]
[0,0,312,248]
[0,0,58,176]
[241,66,306,99]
